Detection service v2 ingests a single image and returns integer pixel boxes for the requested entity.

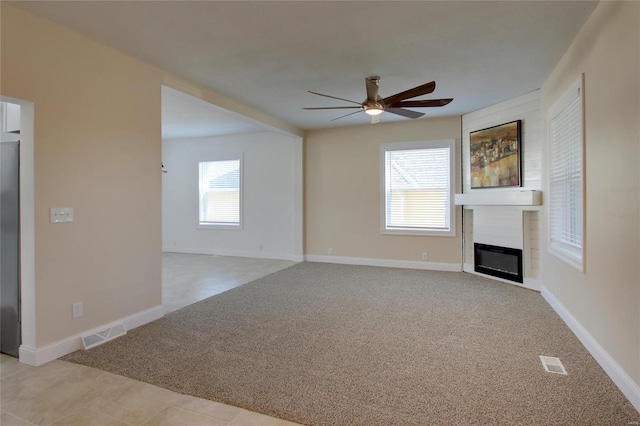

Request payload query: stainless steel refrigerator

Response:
[1,140,20,357]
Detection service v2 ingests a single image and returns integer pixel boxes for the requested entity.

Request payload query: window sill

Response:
[549,243,583,272]
[381,228,455,237]
[198,223,243,231]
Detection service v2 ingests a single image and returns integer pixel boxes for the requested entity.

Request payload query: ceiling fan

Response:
[303,76,453,123]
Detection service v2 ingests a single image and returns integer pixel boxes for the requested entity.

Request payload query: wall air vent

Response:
[82,323,126,350]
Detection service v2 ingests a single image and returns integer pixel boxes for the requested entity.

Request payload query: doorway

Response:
[1,96,35,362]
[160,86,303,313]
[1,101,21,356]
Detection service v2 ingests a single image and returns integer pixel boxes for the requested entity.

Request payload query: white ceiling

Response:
[161,86,267,139]
[13,1,597,133]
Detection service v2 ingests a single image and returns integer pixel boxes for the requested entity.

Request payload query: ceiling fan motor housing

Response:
[363,76,383,115]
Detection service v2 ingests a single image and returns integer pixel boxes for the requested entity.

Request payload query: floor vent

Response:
[82,324,126,350]
[539,355,567,375]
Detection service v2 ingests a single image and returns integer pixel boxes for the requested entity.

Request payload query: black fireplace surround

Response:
[474,243,523,283]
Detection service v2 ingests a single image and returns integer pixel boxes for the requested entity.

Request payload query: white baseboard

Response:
[119,305,165,331]
[463,263,540,291]
[19,338,82,367]
[541,285,640,413]
[463,262,474,273]
[304,255,462,272]
[163,247,303,262]
[18,305,164,367]
[522,277,541,292]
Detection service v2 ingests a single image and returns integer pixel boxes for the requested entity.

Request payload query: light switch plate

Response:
[72,301,83,318]
[50,207,74,223]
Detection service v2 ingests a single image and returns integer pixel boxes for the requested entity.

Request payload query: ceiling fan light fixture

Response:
[364,102,384,116]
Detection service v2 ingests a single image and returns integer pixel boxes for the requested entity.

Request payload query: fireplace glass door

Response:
[474,243,523,283]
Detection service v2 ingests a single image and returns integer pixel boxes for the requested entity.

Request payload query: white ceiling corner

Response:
[161,86,267,140]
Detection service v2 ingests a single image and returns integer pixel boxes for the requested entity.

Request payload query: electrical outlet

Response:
[422,252,428,261]
[72,302,83,319]
[328,247,334,255]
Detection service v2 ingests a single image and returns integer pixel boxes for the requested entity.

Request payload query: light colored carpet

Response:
[63,262,639,425]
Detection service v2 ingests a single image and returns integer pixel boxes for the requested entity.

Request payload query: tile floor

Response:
[162,253,297,314]
[0,253,301,426]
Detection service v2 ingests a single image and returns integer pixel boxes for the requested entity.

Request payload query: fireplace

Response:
[474,243,523,283]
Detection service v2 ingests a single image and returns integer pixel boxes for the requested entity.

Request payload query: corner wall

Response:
[540,1,639,409]
[460,90,542,289]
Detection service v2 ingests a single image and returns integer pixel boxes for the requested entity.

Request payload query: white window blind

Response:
[548,75,584,270]
[381,140,454,236]
[199,159,241,227]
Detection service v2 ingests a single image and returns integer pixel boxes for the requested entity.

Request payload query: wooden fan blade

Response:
[331,110,363,121]
[388,99,453,108]
[386,108,425,119]
[308,91,361,105]
[303,106,362,110]
[365,77,379,102]
[382,81,436,105]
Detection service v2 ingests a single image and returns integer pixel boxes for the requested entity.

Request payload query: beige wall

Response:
[1,4,164,346]
[540,1,639,385]
[305,117,462,264]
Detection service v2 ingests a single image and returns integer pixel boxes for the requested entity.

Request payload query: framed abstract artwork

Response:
[470,120,521,188]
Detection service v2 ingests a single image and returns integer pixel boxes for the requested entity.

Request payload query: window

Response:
[548,75,584,271]
[199,158,242,228]
[381,140,455,236]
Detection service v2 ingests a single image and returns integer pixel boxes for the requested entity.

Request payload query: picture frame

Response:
[470,120,521,188]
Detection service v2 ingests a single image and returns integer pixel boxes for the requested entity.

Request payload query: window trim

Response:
[380,139,456,237]
[547,74,585,271]
[198,156,243,230]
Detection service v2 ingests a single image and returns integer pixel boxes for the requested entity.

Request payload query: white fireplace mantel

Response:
[454,190,542,210]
